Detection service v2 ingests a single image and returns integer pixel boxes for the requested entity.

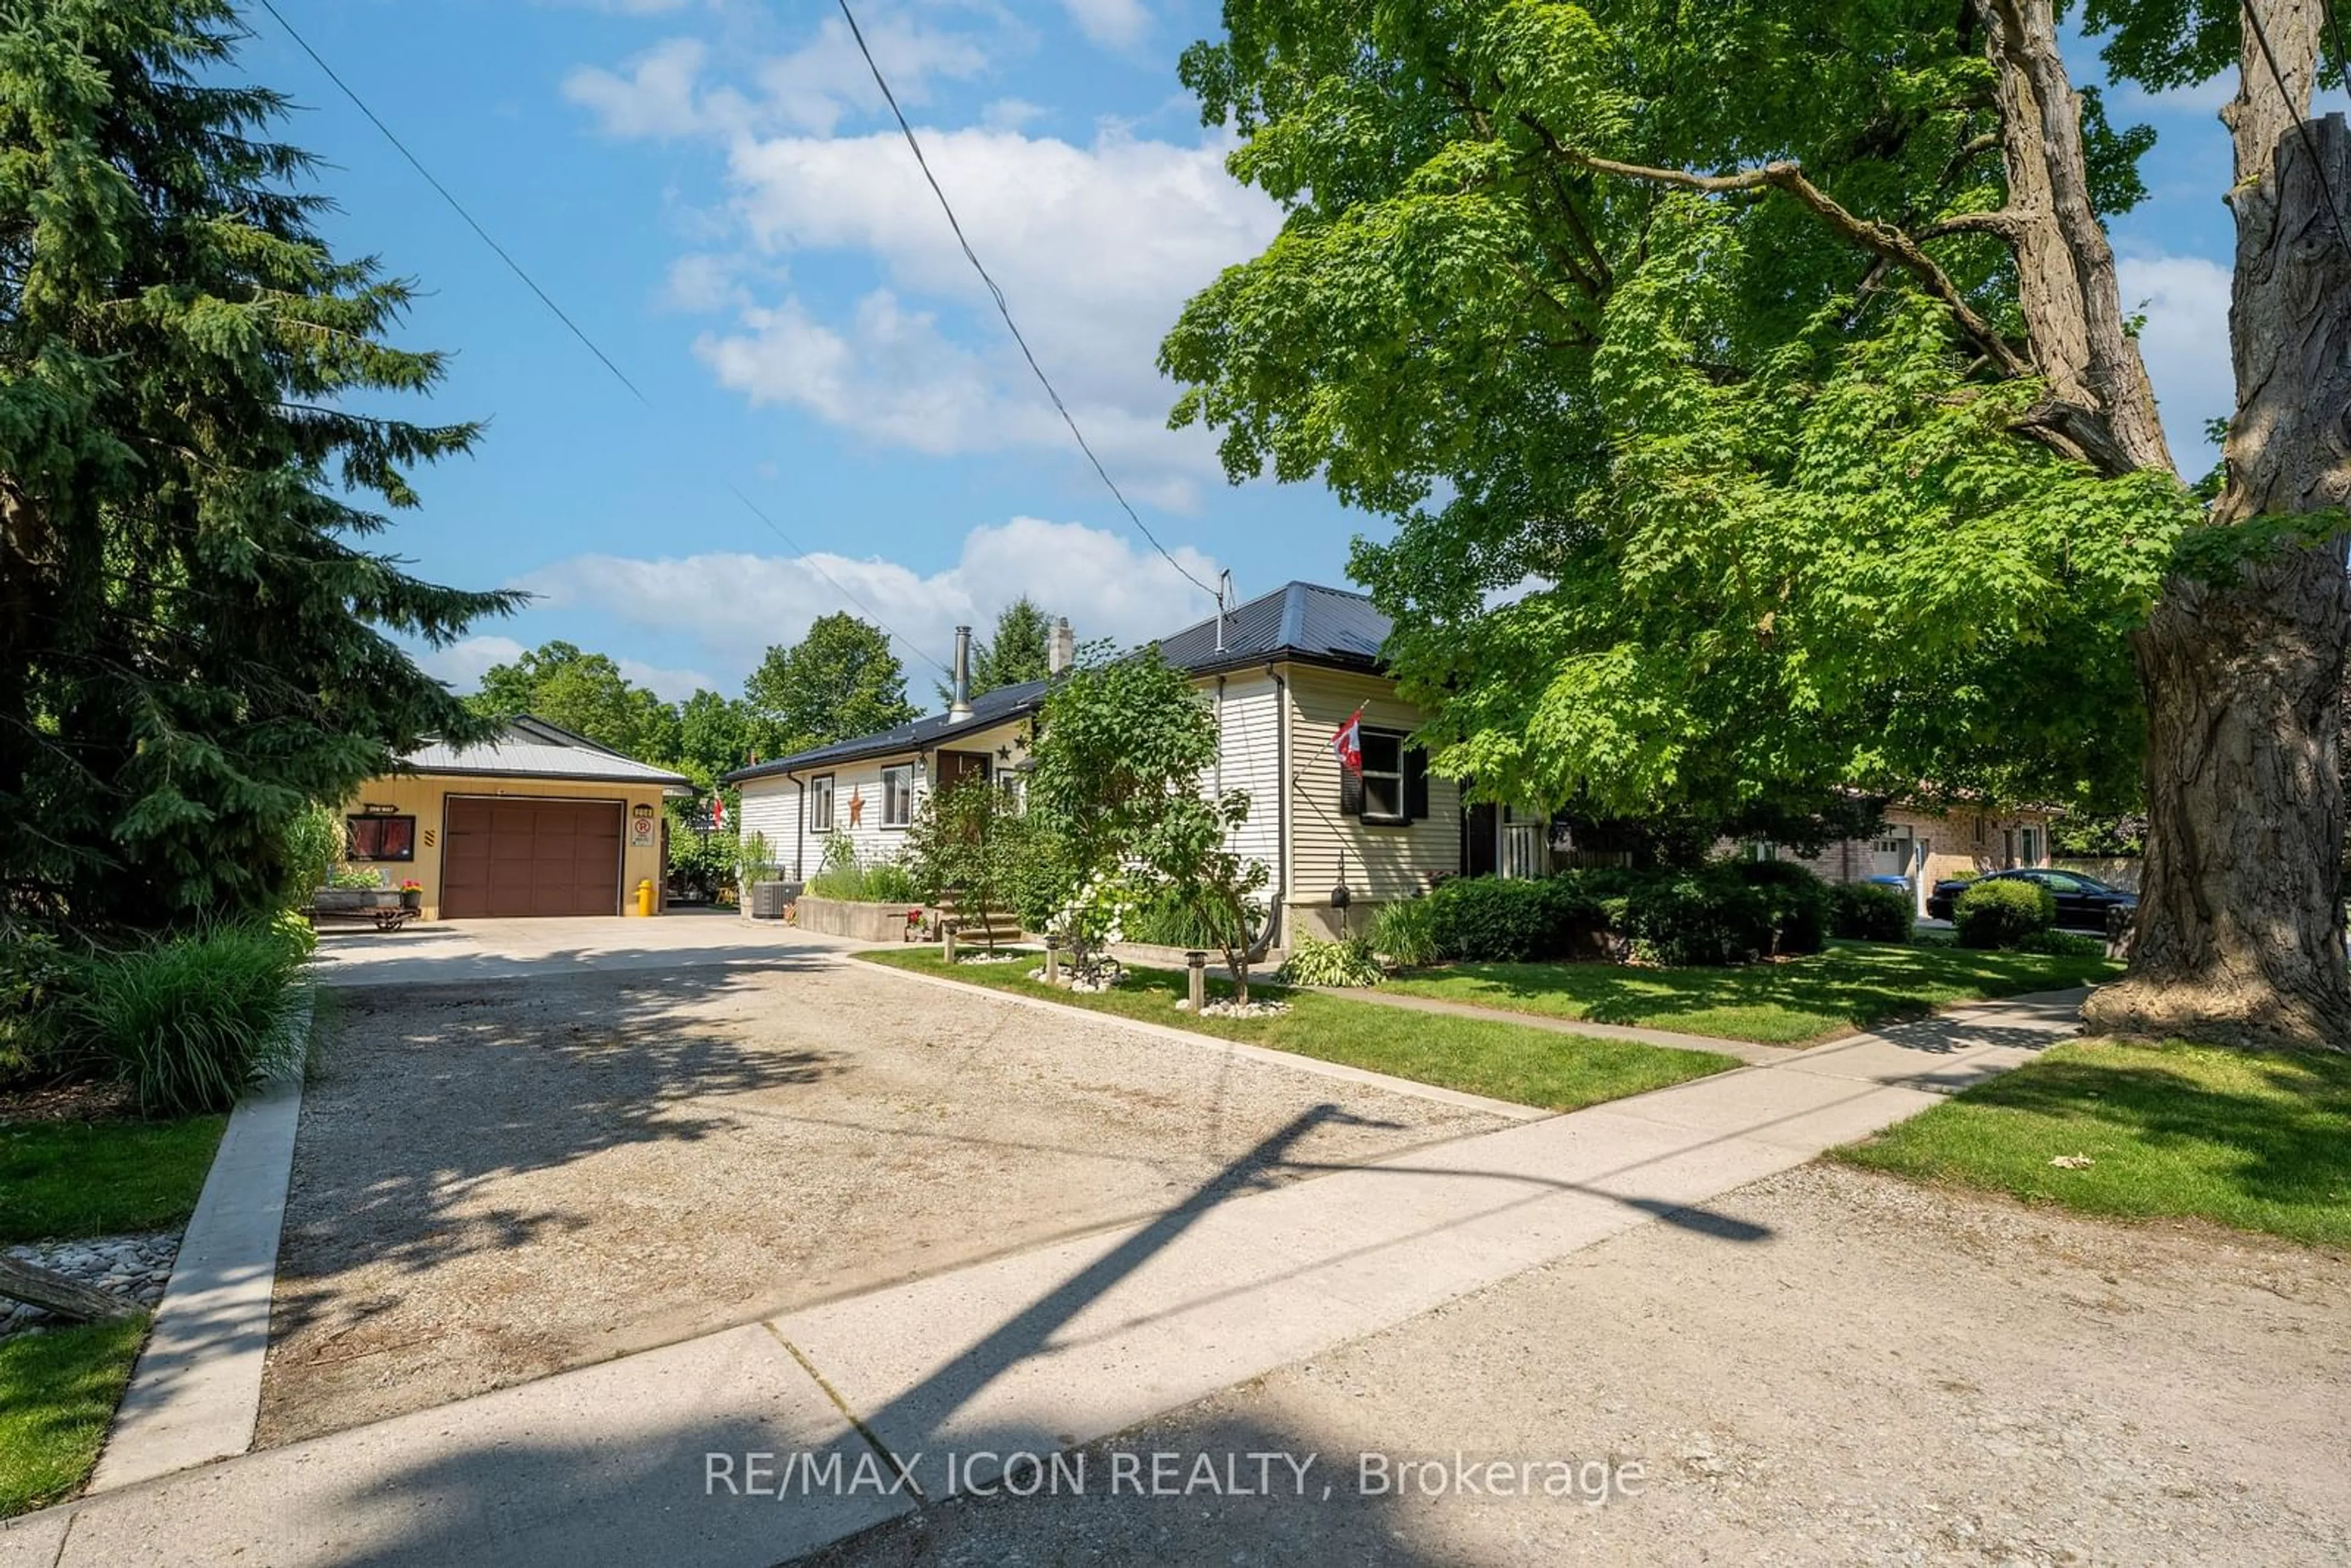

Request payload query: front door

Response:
[1461,802,1498,879]
[937,750,992,791]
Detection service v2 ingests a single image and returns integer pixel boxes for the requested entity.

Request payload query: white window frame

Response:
[1357,729,1408,824]
[881,763,914,828]
[808,774,835,833]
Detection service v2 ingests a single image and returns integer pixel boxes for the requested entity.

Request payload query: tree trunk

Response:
[2084,550,2351,1047]
[2082,6,2351,1052]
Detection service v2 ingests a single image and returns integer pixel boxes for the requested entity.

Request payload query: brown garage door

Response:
[441,798,624,918]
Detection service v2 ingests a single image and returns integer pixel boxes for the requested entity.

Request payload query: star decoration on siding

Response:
[847,787,864,827]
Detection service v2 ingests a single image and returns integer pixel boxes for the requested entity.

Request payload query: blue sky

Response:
[235,2,2242,703]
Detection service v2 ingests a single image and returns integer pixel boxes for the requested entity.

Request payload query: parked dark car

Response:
[1925,868,2136,931]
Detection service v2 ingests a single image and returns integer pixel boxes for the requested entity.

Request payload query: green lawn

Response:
[1835,1040,2351,1249]
[860,950,1738,1111]
[1381,940,2119,1045]
[0,1315,149,1517]
[0,1114,227,1245]
[0,1110,225,1518]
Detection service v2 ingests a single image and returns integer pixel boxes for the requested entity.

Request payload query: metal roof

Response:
[733,678,1049,780]
[1152,579,1390,672]
[726,582,1395,785]
[398,715,694,789]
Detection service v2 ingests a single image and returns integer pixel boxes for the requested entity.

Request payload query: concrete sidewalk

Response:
[2,991,2087,1568]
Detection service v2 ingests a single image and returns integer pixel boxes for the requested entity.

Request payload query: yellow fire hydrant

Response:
[634,879,656,917]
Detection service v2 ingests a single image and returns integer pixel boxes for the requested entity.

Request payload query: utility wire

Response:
[832,0,1222,606]
[252,0,953,678]
[2245,0,2351,257]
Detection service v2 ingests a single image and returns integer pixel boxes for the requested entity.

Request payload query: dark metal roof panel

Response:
[724,678,1048,783]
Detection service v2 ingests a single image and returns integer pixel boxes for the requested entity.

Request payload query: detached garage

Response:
[339,717,692,921]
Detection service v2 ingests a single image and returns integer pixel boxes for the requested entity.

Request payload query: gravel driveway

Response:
[808,1163,2351,1567]
[259,957,1506,1446]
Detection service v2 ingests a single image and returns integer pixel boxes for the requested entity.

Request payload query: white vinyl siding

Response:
[1209,673,1282,879]
[728,715,1033,880]
[1285,667,1458,908]
[733,779,797,874]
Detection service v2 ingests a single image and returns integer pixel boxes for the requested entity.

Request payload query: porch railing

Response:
[1500,822,1548,880]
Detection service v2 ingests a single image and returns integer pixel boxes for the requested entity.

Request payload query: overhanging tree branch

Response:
[1517,119,2032,378]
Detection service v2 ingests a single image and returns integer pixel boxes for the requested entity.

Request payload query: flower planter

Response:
[793,896,927,943]
[312,888,399,912]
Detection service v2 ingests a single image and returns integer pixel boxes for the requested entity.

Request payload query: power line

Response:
[831,0,1222,607]
[2245,0,2351,257]
[252,0,953,679]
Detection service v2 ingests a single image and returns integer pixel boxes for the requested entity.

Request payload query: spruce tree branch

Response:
[1517,117,2032,378]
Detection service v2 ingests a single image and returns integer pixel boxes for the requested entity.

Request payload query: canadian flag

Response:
[1330,706,1365,773]
[710,792,726,830]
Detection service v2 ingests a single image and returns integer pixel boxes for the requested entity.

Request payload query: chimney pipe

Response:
[1047,615,1074,676]
[948,625,973,719]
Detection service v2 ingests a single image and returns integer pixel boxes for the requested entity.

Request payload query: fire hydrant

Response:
[634,878,656,917]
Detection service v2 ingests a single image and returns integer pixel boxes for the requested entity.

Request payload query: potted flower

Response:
[398,879,423,912]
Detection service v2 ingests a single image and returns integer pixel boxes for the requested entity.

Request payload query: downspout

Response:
[784,768,805,880]
[1248,660,1288,964]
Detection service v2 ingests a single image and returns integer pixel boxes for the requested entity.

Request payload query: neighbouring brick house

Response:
[1777,802,2058,914]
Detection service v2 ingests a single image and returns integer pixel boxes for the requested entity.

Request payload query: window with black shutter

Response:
[1344,730,1425,826]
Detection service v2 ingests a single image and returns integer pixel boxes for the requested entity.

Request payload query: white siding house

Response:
[724,582,1485,943]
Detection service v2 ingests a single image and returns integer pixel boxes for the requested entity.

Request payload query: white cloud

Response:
[661,251,752,312]
[752,13,991,136]
[514,516,1224,688]
[565,15,1277,506]
[2118,250,2232,479]
[408,634,713,702]
[568,13,991,141]
[413,635,528,691]
[616,658,720,700]
[544,0,697,13]
[694,126,1278,501]
[563,37,739,140]
[1059,0,1150,50]
[980,97,1046,132]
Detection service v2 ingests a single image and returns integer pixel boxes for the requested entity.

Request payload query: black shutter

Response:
[1340,763,1365,817]
[1404,747,1429,821]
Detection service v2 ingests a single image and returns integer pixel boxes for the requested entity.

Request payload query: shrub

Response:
[66,923,307,1116]
[1829,881,1916,942]
[1953,878,2055,949]
[1731,859,1831,956]
[1426,876,1559,962]
[807,836,921,904]
[0,936,81,1087]
[1274,934,1382,988]
[863,862,920,904]
[1367,897,1438,969]
[2017,926,2106,958]
[279,805,346,901]
[1126,891,1230,949]
[1612,865,1769,966]
[668,831,741,901]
